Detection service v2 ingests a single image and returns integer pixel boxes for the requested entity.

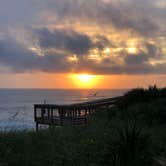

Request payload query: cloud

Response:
[0,0,42,26]
[36,28,92,55]
[0,37,70,73]
[93,35,113,50]
[0,0,164,35]
[124,42,160,65]
[0,0,165,75]
[42,0,159,36]
[124,53,148,65]
[0,23,166,75]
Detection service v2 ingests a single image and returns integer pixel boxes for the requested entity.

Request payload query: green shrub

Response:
[119,85,166,109]
[104,120,153,166]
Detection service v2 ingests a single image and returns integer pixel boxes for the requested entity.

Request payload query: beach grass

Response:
[0,86,166,165]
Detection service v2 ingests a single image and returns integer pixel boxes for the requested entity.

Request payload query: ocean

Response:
[0,89,127,131]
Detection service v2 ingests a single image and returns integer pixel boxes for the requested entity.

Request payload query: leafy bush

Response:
[0,86,166,165]
[104,120,153,166]
[119,85,166,109]
[118,98,166,126]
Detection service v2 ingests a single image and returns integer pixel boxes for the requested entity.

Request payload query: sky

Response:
[0,0,166,89]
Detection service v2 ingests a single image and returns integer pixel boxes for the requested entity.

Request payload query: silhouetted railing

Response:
[34,96,122,131]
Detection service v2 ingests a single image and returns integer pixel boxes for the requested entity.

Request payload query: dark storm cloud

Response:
[36,28,92,55]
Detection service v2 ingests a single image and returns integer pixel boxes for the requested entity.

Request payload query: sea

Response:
[0,89,127,131]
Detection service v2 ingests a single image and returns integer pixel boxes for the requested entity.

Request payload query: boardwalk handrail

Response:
[34,96,122,131]
[34,96,122,109]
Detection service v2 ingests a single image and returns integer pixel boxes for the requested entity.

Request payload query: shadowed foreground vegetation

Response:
[1,86,166,166]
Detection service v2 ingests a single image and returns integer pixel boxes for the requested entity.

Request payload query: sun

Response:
[70,73,99,88]
[77,74,94,83]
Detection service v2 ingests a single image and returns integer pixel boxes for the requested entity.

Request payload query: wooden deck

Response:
[34,96,121,131]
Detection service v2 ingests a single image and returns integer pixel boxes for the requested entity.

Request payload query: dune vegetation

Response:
[0,86,166,166]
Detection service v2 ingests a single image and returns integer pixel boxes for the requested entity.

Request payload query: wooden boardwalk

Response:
[34,96,121,131]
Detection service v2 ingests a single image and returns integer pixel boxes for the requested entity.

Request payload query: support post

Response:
[51,108,53,124]
[60,109,64,126]
[34,106,37,121]
[48,108,50,119]
[36,122,39,132]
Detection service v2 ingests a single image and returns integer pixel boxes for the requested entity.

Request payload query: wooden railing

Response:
[34,96,122,130]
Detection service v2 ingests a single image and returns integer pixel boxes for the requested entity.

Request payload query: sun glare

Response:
[77,74,94,83]
[70,73,99,88]
[127,47,137,54]
[126,40,138,54]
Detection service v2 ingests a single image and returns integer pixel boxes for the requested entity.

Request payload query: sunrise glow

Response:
[70,74,100,88]
[77,74,94,82]
[0,0,165,89]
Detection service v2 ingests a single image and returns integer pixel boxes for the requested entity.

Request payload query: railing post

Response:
[48,108,50,119]
[59,108,64,126]
[51,108,53,124]
[34,105,36,121]
[70,109,72,125]
[36,122,39,131]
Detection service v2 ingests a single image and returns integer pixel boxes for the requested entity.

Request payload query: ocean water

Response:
[0,89,127,131]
